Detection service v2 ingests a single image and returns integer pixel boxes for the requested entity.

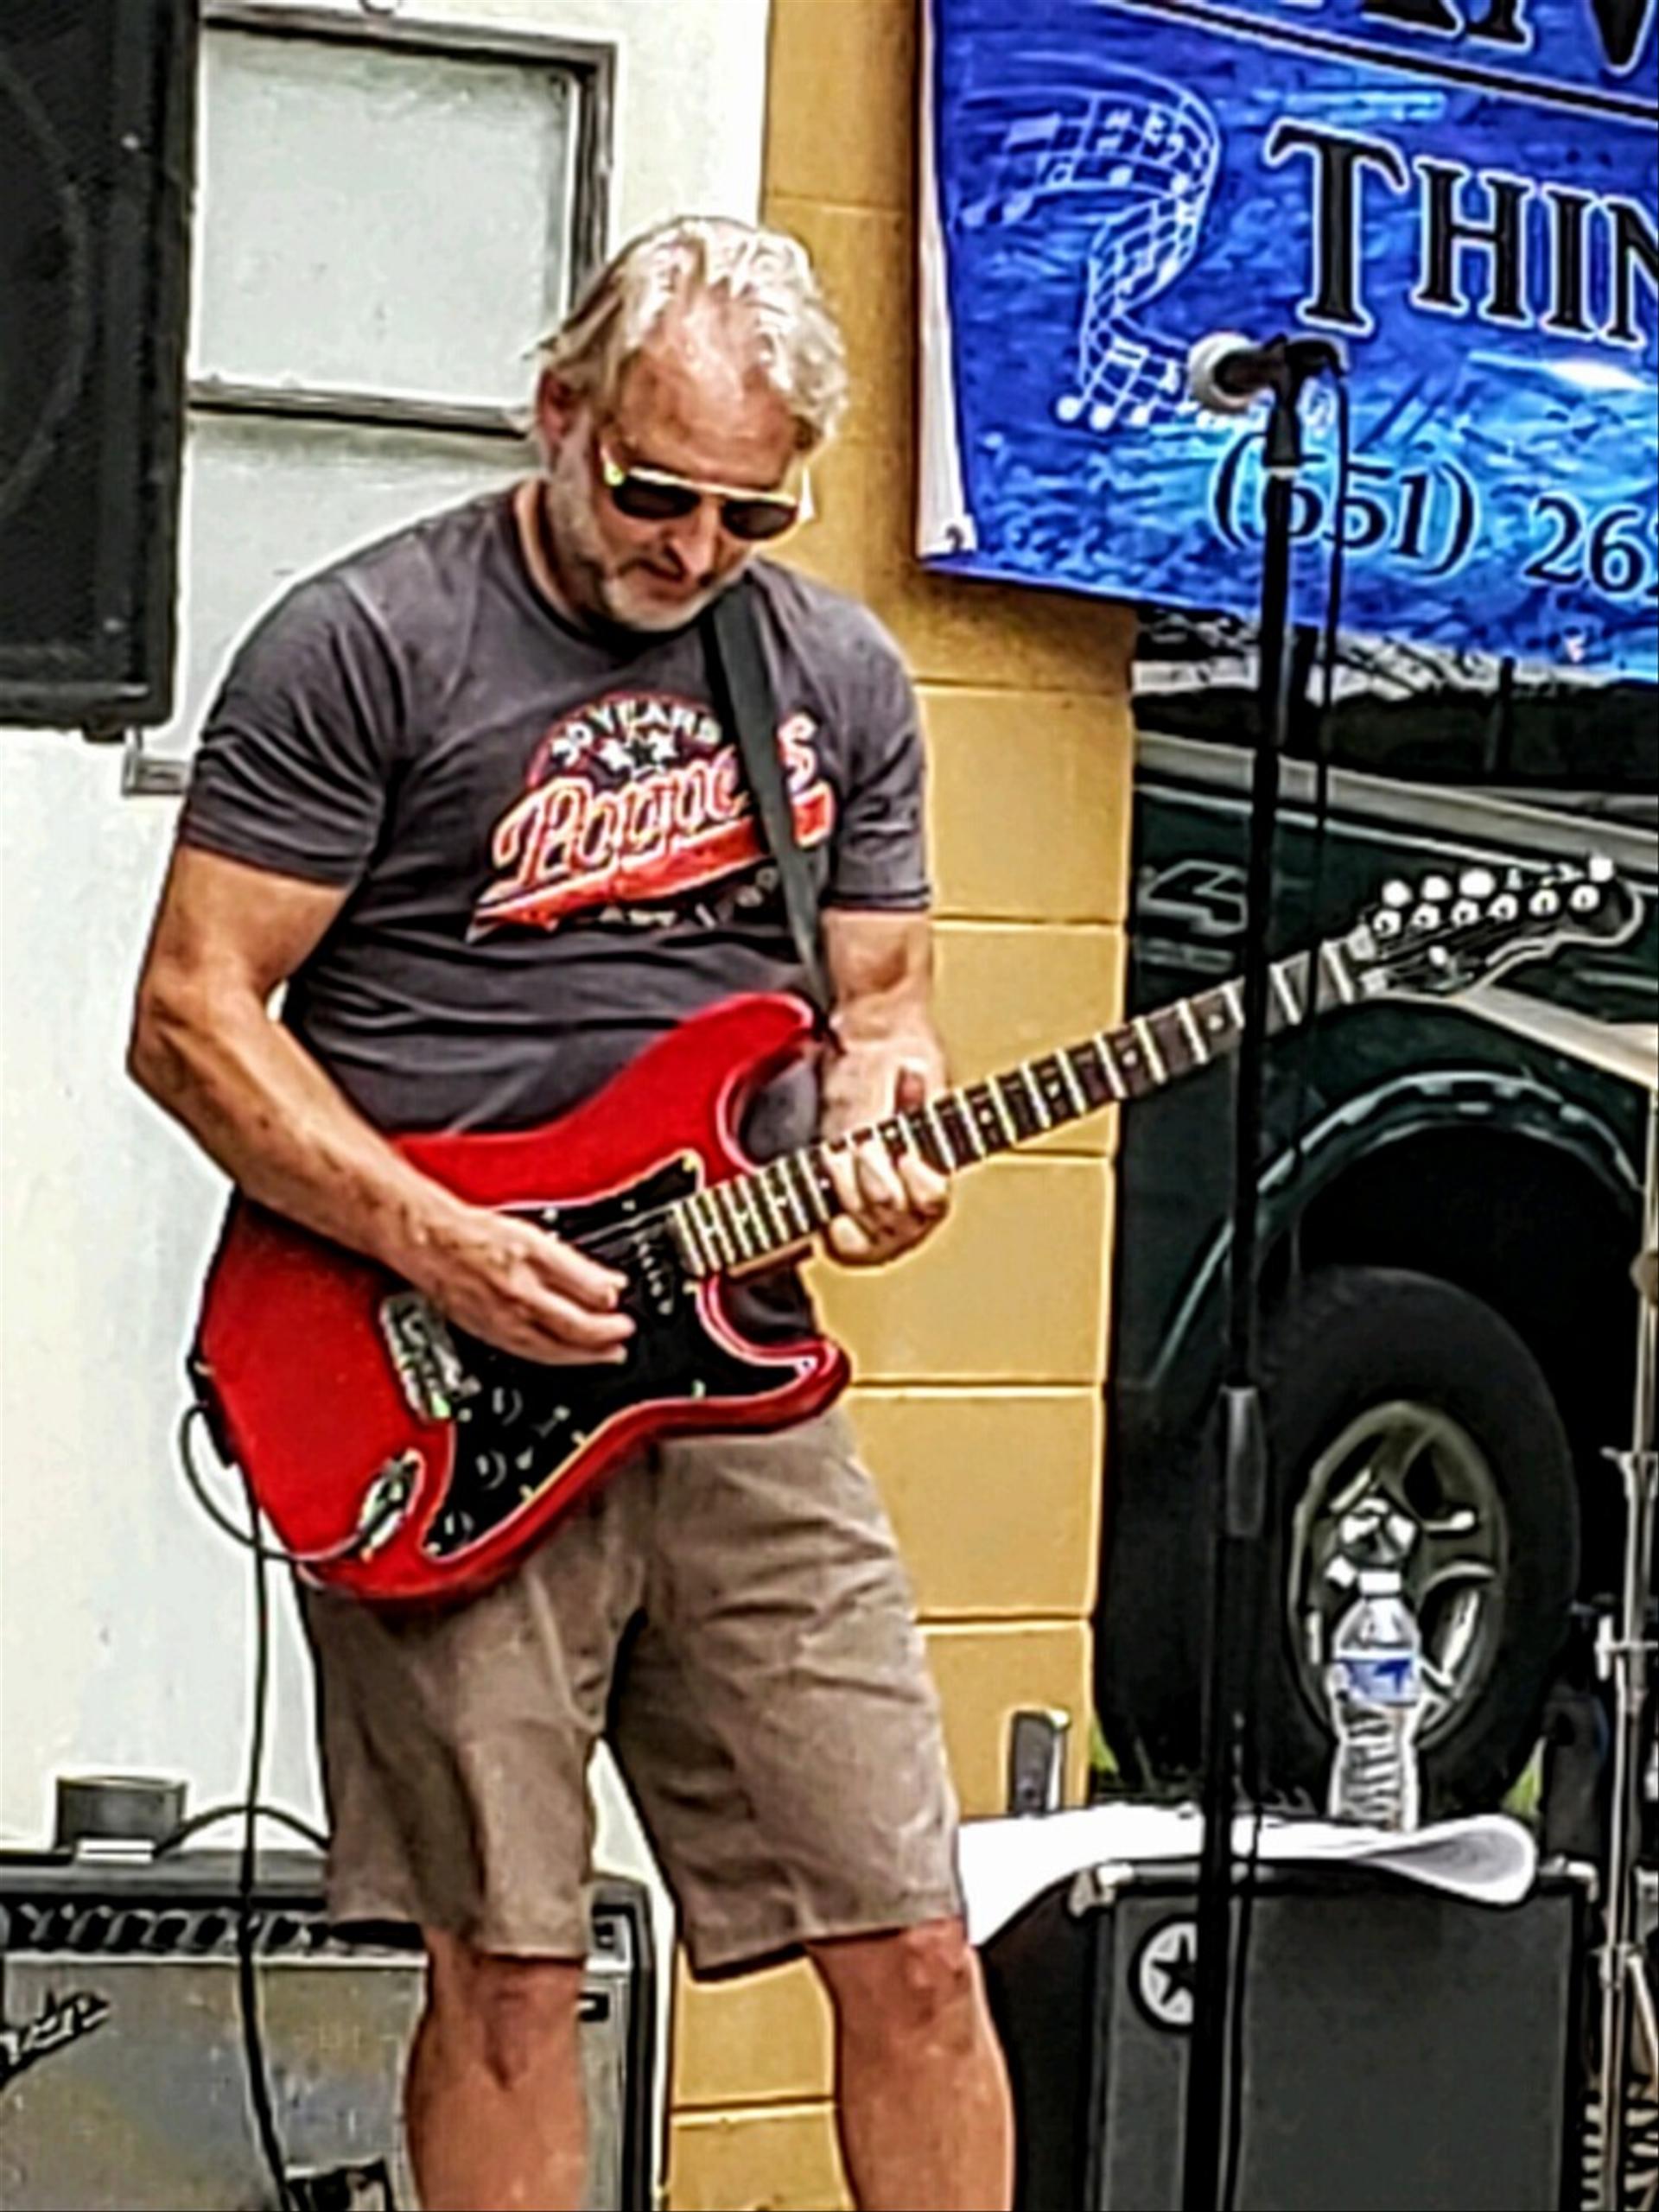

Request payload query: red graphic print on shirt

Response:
[472,690,835,937]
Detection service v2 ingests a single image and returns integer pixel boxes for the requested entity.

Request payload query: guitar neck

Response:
[670,934,1370,1278]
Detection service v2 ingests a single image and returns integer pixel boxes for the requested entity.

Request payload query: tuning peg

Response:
[1491,893,1520,921]
[1451,899,1479,925]
[1569,883,1600,912]
[1529,887,1561,918]
[1421,874,1452,902]
[1459,868,1497,899]
[1370,908,1402,938]
[1588,854,1615,882]
[1411,904,1442,931]
[1382,880,1414,907]
[1427,945,1452,969]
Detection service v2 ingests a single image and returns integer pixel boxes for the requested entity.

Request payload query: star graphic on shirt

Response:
[597,727,680,777]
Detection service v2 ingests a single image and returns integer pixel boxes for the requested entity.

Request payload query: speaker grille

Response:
[1,1899,342,1957]
[0,0,195,727]
[0,1856,654,2210]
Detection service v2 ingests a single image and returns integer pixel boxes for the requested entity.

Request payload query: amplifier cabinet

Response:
[981,1859,1587,2212]
[0,1850,654,2211]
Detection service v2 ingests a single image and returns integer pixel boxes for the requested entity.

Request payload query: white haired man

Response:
[129,217,1015,2210]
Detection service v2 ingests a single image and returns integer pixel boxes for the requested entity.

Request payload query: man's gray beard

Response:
[541,454,739,636]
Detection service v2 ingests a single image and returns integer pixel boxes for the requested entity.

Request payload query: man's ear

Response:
[534,368,582,454]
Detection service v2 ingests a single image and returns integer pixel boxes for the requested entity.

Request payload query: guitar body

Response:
[193,994,849,1605]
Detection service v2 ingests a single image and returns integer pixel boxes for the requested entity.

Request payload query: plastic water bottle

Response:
[1325,1567,1425,1830]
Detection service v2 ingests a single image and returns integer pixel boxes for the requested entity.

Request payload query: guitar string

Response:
[527,889,1604,1274]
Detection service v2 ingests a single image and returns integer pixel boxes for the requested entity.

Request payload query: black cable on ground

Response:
[155,1801,329,1856]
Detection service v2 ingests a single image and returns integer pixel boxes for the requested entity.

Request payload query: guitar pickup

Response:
[378,1293,473,1422]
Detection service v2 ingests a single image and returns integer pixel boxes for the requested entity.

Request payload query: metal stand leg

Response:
[1597,1446,1657,2209]
[1595,1087,1659,2212]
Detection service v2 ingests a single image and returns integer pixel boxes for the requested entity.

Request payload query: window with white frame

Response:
[139,3,608,777]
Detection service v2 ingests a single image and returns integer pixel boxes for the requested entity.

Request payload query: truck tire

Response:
[1102,1266,1580,1816]
[1253,1266,1580,1815]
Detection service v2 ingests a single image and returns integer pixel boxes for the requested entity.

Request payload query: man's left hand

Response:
[821,1062,951,1268]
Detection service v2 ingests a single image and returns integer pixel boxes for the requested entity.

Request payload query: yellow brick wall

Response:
[667,2,1137,2202]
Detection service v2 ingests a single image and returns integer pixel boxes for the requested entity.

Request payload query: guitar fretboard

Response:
[666,933,1369,1279]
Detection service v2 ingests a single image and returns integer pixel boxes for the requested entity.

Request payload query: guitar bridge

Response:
[378,1294,471,1422]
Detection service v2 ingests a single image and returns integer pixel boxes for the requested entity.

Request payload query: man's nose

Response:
[663,498,726,577]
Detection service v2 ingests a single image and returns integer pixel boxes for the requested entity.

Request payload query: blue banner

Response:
[921,0,1659,676]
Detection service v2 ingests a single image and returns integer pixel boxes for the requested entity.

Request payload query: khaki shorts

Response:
[298,1409,962,1975]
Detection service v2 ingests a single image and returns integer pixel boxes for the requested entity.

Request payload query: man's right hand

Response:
[127,849,632,1370]
[401,1203,635,1366]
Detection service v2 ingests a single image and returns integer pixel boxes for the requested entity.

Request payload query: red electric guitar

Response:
[191,859,1639,1604]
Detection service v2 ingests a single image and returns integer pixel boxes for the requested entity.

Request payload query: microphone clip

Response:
[1263,334,1346,393]
[1187,328,1347,416]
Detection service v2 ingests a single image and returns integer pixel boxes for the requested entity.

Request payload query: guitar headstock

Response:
[1344,857,1642,1000]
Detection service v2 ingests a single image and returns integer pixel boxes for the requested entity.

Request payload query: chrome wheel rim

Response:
[1287,1399,1508,1748]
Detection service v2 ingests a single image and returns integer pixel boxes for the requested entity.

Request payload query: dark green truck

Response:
[1098,715,1658,1817]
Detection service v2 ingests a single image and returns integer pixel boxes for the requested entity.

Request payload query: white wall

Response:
[0,0,770,1910]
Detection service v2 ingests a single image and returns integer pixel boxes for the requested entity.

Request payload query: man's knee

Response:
[423,1929,587,2091]
[810,1917,983,2050]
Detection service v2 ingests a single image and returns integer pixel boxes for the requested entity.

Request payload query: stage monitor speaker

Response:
[981,1859,1587,2212]
[0,1848,656,2210]
[0,0,196,730]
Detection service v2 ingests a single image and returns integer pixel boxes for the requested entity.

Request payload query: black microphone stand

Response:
[1180,337,1344,2212]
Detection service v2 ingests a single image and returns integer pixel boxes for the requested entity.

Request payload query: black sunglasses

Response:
[597,441,806,543]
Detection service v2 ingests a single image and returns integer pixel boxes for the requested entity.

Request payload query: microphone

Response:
[1187,330,1346,414]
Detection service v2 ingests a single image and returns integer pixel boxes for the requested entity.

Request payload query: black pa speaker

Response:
[0,1848,657,2210]
[982,1859,1588,2212]
[0,0,197,729]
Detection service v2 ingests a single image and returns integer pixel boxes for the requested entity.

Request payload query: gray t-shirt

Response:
[179,487,930,1157]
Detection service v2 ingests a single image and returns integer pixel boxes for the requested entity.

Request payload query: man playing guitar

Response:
[129,216,1014,2212]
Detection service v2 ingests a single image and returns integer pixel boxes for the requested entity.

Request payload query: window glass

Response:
[190,28,577,410]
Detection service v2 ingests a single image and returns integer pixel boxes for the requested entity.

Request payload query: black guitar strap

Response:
[701,579,833,1024]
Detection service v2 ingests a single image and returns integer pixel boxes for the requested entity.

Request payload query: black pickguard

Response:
[415,1156,799,1560]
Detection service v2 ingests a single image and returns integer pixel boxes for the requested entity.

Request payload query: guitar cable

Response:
[179,1401,407,1567]
[1218,369,1354,2212]
[232,1459,298,2212]
[175,1400,385,2212]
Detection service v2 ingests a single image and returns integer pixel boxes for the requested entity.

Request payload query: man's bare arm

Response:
[817,907,951,1268]
[128,845,631,1363]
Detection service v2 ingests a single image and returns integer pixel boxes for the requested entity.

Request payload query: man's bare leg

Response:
[809,1917,1014,2212]
[406,1931,588,2212]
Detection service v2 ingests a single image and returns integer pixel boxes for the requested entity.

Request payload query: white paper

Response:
[958,1802,1538,1948]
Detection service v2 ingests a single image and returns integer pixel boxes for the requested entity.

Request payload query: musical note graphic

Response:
[953,69,1221,435]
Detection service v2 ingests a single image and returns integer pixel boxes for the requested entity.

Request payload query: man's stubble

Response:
[538,434,742,639]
